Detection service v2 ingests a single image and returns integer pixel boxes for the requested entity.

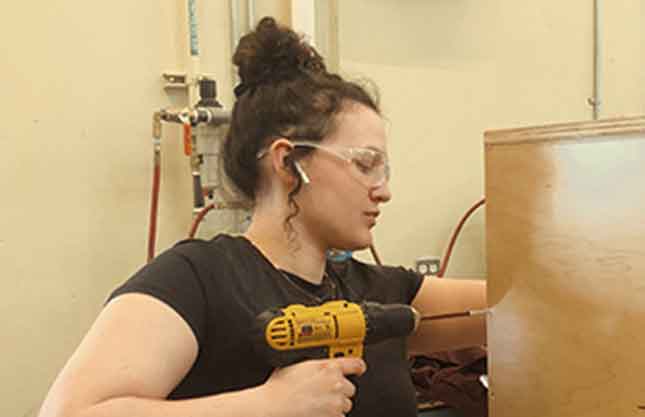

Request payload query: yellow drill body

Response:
[254,300,418,367]
[265,301,367,359]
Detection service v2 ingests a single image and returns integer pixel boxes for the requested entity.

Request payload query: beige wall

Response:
[602,2,645,115]
[1,1,643,417]
[339,0,644,276]
[0,2,290,417]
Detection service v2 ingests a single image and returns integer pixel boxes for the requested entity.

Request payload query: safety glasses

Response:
[257,140,390,188]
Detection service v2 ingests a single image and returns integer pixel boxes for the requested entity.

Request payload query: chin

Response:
[333,231,373,252]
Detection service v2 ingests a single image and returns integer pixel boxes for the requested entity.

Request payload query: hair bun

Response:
[233,17,326,89]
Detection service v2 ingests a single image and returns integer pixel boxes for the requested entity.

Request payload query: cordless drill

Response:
[253,300,420,368]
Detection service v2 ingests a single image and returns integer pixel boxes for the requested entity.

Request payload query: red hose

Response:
[188,203,215,238]
[187,201,249,238]
[147,157,161,262]
[369,244,383,266]
[437,197,486,277]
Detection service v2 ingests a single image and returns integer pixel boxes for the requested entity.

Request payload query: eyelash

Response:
[354,159,374,172]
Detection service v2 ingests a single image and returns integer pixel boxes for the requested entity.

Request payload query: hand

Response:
[260,357,366,417]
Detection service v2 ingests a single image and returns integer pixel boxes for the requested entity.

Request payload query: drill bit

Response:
[420,308,488,321]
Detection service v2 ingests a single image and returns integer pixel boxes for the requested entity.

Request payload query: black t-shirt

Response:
[108,234,424,417]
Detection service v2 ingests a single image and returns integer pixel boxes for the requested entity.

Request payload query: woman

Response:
[38,17,485,417]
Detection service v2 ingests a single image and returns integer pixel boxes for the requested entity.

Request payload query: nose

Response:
[369,180,392,203]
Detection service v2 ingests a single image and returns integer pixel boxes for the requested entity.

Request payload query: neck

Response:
[244,207,327,285]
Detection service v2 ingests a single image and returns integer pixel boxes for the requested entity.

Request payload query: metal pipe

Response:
[247,0,255,29]
[159,106,231,216]
[186,0,201,106]
[188,0,200,57]
[159,108,231,126]
[230,0,241,87]
[589,0,602,120]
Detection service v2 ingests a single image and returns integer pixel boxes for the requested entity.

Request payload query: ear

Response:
[266,138,297,184]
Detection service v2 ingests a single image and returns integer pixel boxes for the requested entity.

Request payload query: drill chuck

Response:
[361,302,419,344]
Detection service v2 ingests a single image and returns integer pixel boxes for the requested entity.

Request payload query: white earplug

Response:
[294,161,311,184]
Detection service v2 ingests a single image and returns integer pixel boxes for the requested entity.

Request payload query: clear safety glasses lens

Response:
[346,148,390,187]
[291,142,390,188]
[255,141,390,188]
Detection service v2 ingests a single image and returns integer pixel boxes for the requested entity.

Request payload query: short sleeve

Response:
[390,266,425,304]
[107,249,208,347]
[336,259,425,305]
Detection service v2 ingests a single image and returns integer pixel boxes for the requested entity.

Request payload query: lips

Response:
[364,211,380,226]
[364,211,380,218]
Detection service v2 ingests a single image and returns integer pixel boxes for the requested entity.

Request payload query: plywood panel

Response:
[484,116,645,417]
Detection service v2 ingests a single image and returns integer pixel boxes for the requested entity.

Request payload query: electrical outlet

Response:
[415,256,441,276]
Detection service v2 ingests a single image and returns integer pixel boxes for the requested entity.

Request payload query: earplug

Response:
[294,161,311,184]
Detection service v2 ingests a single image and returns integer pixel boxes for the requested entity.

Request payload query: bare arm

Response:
[408,277,487,355]
[37,293,260,417]
[38,293,365,417]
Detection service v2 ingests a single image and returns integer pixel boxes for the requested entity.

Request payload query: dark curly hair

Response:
[220,17,380,234]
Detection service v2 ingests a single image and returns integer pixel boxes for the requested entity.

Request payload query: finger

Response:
[325,357,366,376]
[342,397,353,414]
[333,378,357,397]
[319,359,343,376]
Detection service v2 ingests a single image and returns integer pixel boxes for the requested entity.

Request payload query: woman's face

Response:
[293,103,392,251]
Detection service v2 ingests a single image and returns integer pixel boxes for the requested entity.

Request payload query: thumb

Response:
[322,357,367,376]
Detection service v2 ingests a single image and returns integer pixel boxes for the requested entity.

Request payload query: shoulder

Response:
[337,257,420,283]
[170,233,251,269]
[172,233,241,257]
[109,234,251,309]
